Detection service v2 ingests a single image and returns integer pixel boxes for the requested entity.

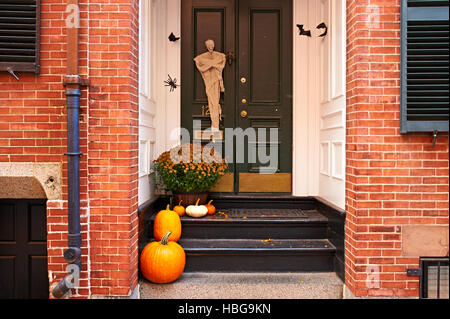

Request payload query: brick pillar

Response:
[346,0,449,297]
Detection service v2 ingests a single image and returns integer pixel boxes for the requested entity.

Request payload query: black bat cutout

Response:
[317,22,328,37]
[168,32,180,42]
[296,24,311,37]
[164,74,179,92]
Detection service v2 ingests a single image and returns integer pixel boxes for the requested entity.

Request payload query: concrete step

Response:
[146,208,329,240]
[139,272,344,299]
[180,238,336,272]
[179,209,329,239]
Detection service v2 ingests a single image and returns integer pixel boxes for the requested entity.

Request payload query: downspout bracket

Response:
[63,75,90,87]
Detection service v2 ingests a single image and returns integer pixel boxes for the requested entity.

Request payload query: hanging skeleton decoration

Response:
[194,39,226,132]
[164,74,179,92]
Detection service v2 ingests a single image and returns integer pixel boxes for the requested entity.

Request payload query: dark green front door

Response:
[182,0,293,193]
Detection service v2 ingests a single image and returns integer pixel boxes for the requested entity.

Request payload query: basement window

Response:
[0,0,40,74]
[400,0,449,133]
[420,258,449,299]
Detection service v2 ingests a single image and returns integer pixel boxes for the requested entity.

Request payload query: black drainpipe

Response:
[51,88,83,299]
[51,0,85,298]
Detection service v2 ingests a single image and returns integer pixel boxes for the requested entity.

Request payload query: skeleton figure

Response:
[194,39,226,132]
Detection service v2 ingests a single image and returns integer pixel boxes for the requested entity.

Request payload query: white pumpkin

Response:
[186,199,208,218]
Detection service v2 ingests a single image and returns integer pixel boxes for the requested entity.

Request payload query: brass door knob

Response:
[241,110,248,118]
[241,98,247,104]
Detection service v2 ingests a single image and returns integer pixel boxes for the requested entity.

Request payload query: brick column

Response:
[346,0,449,297]
[86,0,140,297]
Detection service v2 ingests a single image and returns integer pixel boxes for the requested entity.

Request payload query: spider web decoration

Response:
[164,74,180,92]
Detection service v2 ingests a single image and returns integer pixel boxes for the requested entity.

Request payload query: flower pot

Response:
[173,191,208,206]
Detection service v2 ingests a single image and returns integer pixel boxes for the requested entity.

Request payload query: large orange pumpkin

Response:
[140,231,186,284]
[153,205,182,242]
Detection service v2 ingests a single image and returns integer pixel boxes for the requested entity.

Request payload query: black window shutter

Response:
[401,0,449,133]
[0,0,40,74]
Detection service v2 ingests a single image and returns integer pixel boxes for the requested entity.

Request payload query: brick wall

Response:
[346,0,449,297]
[86,0,139,297]
[0,0,139,298]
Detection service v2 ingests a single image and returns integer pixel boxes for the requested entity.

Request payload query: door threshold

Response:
[209,193,309,199]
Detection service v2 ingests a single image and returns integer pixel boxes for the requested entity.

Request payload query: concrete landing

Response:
[139,272,343,299]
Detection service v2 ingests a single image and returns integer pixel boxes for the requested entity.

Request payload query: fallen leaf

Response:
[217,212,230,219]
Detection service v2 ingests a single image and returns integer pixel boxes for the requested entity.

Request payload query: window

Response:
[400,0,449,133]
[420,258,449,299]
[0,0,40,74]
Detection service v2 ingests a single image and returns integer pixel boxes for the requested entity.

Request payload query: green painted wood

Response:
[0,0,40,73]
[401,0,449,133]
[181,0,293,192]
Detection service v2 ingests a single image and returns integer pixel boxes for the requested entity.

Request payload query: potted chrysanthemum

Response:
[153,143,228,205]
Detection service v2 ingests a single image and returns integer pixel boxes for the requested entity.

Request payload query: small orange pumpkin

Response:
[140,231,186,284]
[173,200,186,217]
[205,200,216,216]
[153,205,182,242]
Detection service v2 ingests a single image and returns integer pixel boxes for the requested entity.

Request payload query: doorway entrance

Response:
[181,0,293,193]
[0,199,49,299]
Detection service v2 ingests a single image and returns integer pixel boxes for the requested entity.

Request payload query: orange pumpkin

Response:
[173,200,186,217]
[205,200,216,215]
[140,231,186,284]
[153,205,182,242]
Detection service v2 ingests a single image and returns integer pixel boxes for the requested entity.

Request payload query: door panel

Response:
[317,0,346,209]
[138,0,157,205]
[0,199,48,299]
[182,0,292,193]
[249,11,281,103]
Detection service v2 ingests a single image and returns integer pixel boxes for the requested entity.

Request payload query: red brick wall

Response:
[86,0,139,297]
[346,0,449,297]
[0,0,139,298]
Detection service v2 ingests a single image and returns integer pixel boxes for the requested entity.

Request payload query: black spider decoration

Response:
[164,74,179,92]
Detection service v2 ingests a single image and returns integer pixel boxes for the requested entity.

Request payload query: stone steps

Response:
[140,196,345,279]
[180,238,336,272]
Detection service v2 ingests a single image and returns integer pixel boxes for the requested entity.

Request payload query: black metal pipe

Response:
[51,274,76,299]
[66,88,82,255]
[51,0,83,299]
[51,88,82,298]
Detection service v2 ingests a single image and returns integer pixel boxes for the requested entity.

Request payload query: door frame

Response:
[139,0,347,208]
